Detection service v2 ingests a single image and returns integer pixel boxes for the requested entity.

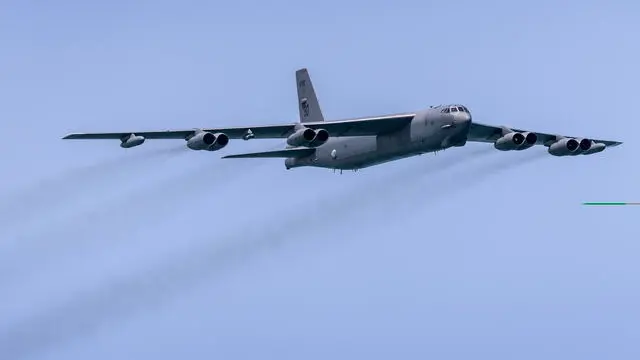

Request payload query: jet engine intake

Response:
[187,131,230,151]
[120,134,145,148]
[518,132,538,150]
[286,128,329,147]
[494,131,537,151]
[578,138,592,152]
[574,138,606,155]
[548,138,580,156]
[582,142,606,155]
[206,133,229,151]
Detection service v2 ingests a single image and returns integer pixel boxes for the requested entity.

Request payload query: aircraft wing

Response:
[62,113,415,141]
[222,147,315,159]
[467,122,623,147]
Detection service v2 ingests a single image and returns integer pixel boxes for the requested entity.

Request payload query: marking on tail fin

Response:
[296,68,325,123]
[301,97,310,117]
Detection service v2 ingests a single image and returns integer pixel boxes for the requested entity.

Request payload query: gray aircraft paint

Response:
[276,69,472,171]
[285,107,472,170]
[295,68,325,123]
[61,68,622,168]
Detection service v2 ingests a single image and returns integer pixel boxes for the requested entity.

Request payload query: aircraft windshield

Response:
[440,105,469,114]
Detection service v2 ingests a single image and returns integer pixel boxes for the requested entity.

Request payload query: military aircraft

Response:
[63,68,622,171]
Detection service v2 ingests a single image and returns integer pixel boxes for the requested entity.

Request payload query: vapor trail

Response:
[310,146,498,216]
[0,146,188,236]
[353,150,549,222]
[257,147,543,238]
[0,145,504,360]
[0,143,284,282]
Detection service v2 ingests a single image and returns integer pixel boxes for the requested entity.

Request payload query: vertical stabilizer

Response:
[295,68,325,123]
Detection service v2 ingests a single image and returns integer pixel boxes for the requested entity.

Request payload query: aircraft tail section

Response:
[296,68,325,123]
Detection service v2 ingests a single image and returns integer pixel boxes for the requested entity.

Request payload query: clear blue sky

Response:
[1,0,638,359]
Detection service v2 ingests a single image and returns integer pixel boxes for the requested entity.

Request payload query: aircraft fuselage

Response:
[284,106,473,170]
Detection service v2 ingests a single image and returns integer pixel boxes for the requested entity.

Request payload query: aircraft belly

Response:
[309,119,470,170]
[311,136,375,169]
[312,135,438,170]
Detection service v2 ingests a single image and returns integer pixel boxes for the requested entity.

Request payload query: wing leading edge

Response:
[62,113,415,141]
[467,122,622,155]
[468,122,622,147]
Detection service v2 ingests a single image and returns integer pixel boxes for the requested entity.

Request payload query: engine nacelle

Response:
[494,131,537,151]
[573,138,606,155]
[548,137,580,156]
[582,142,606,155]
[286,128,329,147]
[309,129,329,147]
[577,138,592,153]
[187,131,229,151]
[206,133,229,151]
[120,134,145,148]
[517,132,537,150]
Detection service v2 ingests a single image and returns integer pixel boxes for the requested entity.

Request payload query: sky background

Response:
[1,0,638,359]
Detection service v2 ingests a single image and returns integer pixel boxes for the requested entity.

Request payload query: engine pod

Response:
[120,134,145,148]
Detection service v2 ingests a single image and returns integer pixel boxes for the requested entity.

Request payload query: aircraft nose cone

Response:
[454,111,471,124]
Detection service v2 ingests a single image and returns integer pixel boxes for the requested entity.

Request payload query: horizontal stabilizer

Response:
[222,147,315,159]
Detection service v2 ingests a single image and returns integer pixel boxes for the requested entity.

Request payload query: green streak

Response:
[582,202,627,206]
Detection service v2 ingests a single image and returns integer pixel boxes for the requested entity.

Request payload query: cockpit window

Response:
[442,105,471,113]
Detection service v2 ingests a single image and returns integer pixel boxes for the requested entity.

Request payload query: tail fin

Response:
[296,68,325,123]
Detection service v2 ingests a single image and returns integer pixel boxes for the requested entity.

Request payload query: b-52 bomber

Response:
[63,68,622,171]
